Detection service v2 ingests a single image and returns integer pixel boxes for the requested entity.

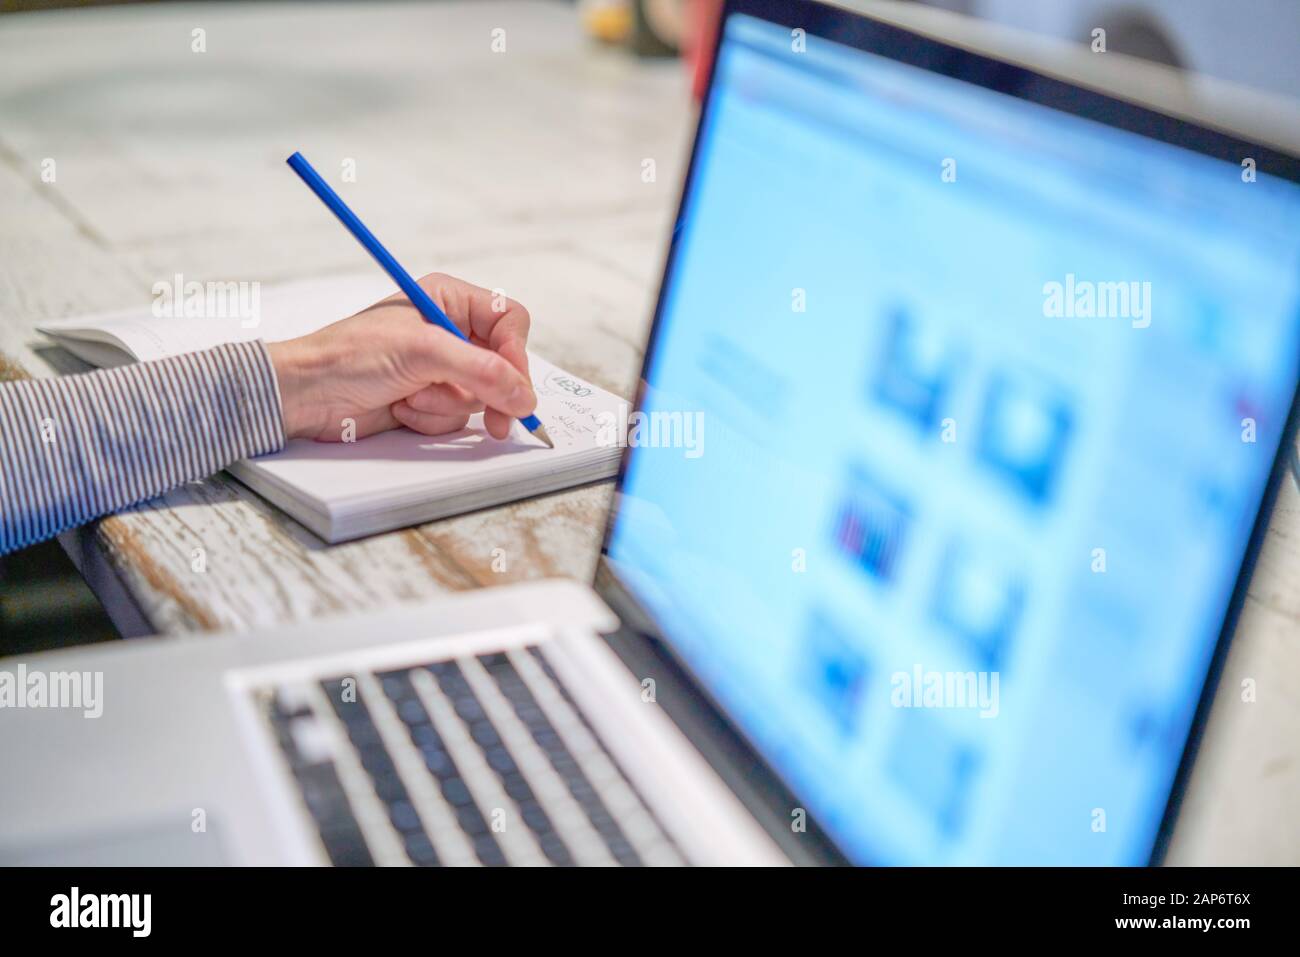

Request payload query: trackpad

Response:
[0,815,230,865]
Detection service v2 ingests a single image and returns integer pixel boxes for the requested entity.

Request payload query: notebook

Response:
[36,275,629,543]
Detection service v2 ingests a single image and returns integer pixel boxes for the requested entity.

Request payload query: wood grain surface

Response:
[0,1,684,636]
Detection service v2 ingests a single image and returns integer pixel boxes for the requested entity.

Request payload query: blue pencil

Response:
[285,151,552,448]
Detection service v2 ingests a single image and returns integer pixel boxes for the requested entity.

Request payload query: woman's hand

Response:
[267,273,536,442]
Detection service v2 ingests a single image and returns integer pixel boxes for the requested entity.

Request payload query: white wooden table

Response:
[0,0,689,633]
[0,0,1296,864]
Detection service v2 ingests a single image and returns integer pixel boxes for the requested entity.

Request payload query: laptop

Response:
[3,0,1299,866]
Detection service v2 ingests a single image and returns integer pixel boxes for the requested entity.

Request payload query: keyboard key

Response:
[608,836,640,867]
[380,675,411,700]
[345,721,382,749]
[441,776,474,808]
[457,805,489,836]
[485,745,515,774]
[502,772,532,802]
[470,720,501,748]
[360,747,395,777]
[319,820,375,867]
[520,800,553,835]
[404,832,440,867]
[454,696,486,723]
[410,722,441,749]
[390,800,423,834]
[538,831,574,866]
[396,698,428,726]
[474,833,508,867]
[372,769,407,803]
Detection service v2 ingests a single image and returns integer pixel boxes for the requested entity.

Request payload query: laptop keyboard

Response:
[263,644,686,866]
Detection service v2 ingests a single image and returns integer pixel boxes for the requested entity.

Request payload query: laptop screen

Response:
[604,8,1300,864]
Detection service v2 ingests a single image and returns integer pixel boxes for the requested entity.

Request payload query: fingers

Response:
[416,273,532,374]
[492,332,531,383]
[404,382,484,417]
[401,387,512,440]
[380,273,532,366]
[411,329,537,419]
[483,407,513,440]
[402,383,518,441]
[378,274,536,440]
[391,401,471,437]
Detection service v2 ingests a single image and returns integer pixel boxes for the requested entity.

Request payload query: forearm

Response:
[0,341,286,556]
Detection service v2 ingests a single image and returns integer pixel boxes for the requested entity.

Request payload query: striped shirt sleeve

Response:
[0,340,286,556]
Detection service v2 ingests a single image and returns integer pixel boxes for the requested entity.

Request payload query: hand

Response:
[267,273,536,442]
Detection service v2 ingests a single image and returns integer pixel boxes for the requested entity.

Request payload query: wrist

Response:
[267,338,317,440]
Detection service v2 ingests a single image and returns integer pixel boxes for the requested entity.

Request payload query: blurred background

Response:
[2,0,1298,97]
[1,0,1297,653]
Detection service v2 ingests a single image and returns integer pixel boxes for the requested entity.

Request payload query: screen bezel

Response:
[594,0,1300,865]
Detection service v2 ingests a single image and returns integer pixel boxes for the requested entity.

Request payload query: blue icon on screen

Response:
[977,371,1074,504]
[801,609,872,736]
[932,539,1025,671]
[885,708,979,839]
[832,468,911,583]
[873,305,959,433]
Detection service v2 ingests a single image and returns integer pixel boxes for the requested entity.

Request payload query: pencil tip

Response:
[532,423,555,449]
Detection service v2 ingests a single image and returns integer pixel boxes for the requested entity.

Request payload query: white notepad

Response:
[37,275,629,543]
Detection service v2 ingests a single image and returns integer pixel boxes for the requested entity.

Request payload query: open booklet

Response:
[37,275,629,543]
